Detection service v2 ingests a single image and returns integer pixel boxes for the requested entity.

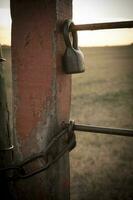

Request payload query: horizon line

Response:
[1,43,133,48]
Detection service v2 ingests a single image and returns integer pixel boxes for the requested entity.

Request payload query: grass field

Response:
[70,45,133,200]
[2,45,133,200]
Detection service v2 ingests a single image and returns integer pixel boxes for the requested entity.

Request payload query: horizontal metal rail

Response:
[71,20,133,31]
[71,123,133,137]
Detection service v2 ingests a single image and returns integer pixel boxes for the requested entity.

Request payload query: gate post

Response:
[0,45,13,199]
[10,0,72,199]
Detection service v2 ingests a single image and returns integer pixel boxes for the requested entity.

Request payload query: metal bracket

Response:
[0,145,14,151]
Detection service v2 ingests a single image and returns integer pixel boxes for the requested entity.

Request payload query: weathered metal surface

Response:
[63,19,85,74]
[0,45,13,199]
[0,45,6,62]
[10,0,72,199]
[0,47,9,150]
[71,20,133,31]
[0,124,76,180]
[65,121,133,137]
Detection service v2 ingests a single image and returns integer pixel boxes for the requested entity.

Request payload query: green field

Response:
[2,45,133,200]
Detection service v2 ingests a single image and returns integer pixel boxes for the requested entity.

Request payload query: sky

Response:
[0,0,133,46]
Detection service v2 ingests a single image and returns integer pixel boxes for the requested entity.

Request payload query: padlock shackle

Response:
[63,19,78,50]
[72,30,78,50]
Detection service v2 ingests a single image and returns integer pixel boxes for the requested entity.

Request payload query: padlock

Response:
[62,19,85,74]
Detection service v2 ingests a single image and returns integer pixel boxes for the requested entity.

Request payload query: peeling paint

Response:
[11,0,72,199]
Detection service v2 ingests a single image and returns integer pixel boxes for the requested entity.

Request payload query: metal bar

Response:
[71,21,133,31]
[0,44,6,62]
[73,123,133,137]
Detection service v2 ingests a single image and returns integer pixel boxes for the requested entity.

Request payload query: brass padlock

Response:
[62,19,85,74]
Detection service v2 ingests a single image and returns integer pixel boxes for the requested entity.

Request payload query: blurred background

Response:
[0,0,133,199]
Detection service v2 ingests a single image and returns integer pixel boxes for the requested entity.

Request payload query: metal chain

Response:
[0,122,76,180]
[1,118,131,181]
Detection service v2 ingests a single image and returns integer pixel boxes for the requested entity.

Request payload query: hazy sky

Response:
[0,0,11,45]
[0,0,133,46]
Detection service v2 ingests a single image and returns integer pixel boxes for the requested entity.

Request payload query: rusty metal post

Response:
[10,0,72,199]
[0,45,13,199]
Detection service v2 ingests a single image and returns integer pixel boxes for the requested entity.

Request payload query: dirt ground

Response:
[70,45,133,200]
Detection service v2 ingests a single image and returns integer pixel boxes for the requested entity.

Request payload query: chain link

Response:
[0,122,76,180]
[1,118,132,181]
